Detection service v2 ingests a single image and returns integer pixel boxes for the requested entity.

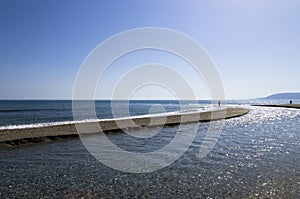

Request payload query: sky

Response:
[0,0,299,100]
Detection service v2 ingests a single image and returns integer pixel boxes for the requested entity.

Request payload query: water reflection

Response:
[0,107,299,198]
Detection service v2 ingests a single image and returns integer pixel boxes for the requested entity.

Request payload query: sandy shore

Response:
[252,104,300,109]
[0,107,249,146]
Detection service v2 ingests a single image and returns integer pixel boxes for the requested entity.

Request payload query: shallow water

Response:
[0,106,299,198]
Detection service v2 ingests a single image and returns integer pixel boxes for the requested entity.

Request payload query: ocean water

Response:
[0,99,299,128]
[0,100,182,127]
[0,100,299,198]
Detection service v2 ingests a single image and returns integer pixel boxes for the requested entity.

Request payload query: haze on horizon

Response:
[0,0,299,100]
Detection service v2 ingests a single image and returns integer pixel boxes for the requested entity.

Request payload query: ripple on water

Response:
[0,106,299,198]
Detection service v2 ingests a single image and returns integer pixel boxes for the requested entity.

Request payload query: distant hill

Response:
[265,92,300,99]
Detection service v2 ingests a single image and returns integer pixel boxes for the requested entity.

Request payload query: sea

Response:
[0,99,299,198]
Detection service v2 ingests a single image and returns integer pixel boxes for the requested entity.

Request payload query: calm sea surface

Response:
[0,100,299,198]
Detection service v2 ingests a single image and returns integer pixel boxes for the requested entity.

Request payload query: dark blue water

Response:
[0,100,204,128]
[0,100,299,198]
[0,99,299,128]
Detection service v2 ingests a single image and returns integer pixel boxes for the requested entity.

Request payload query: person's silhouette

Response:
[290,100,293,104]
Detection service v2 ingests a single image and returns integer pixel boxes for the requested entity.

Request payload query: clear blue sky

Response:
[0,0,299,99]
